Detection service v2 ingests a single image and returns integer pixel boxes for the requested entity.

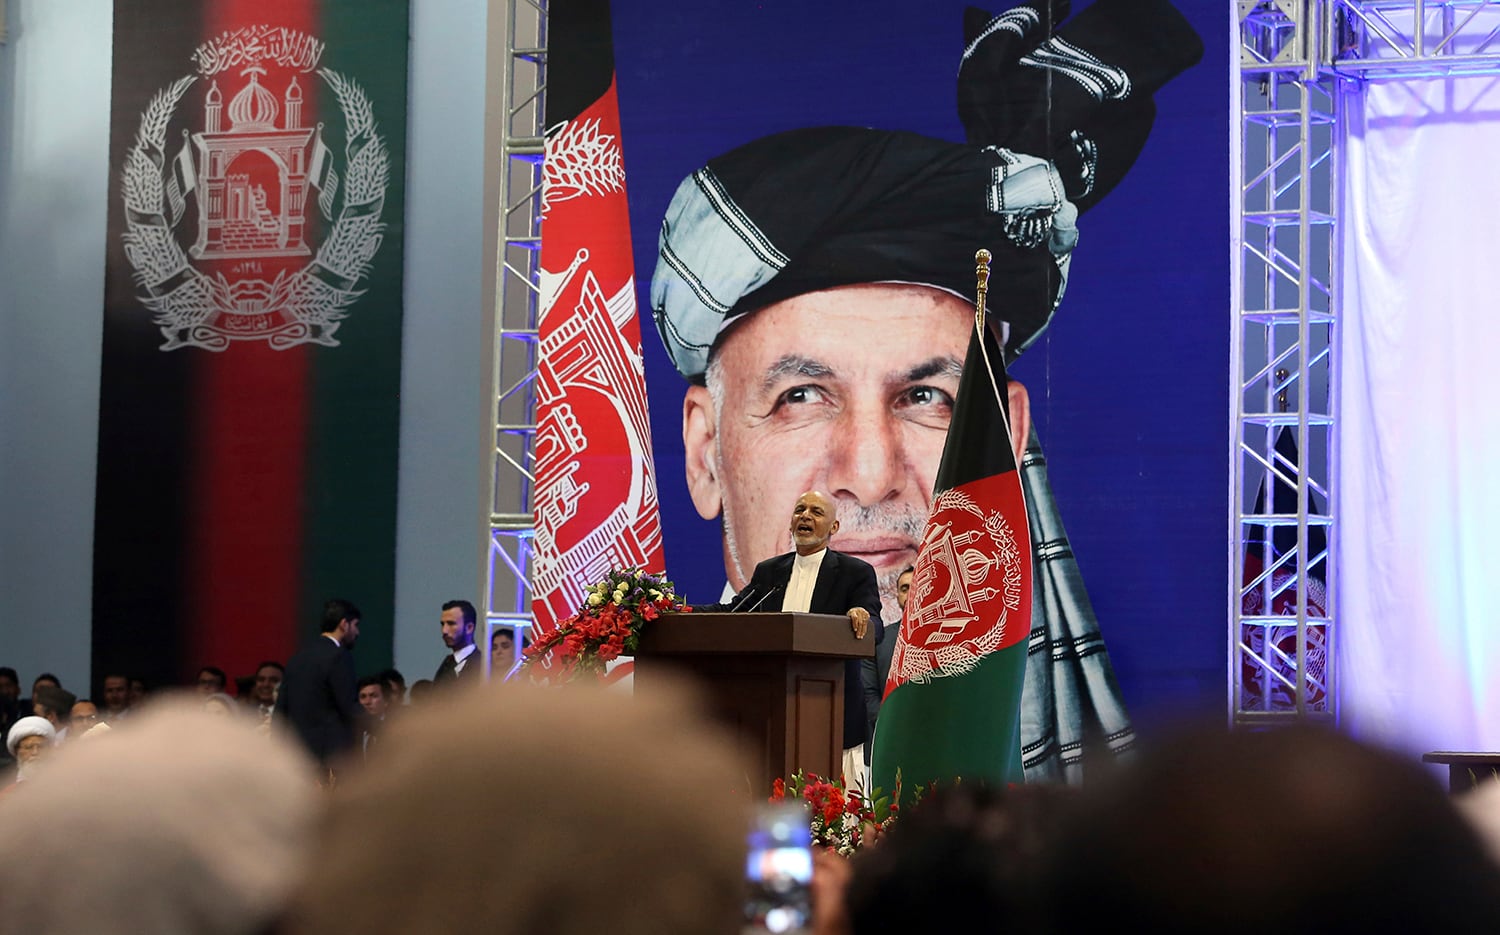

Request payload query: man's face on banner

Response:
[683,283,972,619]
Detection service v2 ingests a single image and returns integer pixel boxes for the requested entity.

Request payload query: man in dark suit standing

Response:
[712,490,882,789]
[276,599,362,774]
[433,599,481,684]
[864,564,910,763]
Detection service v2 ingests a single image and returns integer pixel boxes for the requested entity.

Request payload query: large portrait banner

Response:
[609,0,1230,780]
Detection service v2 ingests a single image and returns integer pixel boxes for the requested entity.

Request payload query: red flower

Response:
[771,778,786,801]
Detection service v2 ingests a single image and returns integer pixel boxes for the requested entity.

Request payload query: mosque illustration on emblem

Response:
[530,250,663,628]
[190,65,316,259]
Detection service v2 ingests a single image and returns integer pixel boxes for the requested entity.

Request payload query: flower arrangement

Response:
[522,567,688,679]
[770,770,901,856]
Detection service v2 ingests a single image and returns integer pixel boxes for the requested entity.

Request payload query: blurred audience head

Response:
[31,673,60,696]
[68,699,101,735]
[233,675,256,703]
[406,678,435,705]
[845,782,1073,934]
[196,666,228,696]
[378,668,406,705]
[1040,723,1500,935]
[0,701,320,935]
[128,676,148,706]
[320,599,363,646]
[5,716,56,777]
[101,673,131,714]
[0,667,18,703]
[281,679,747,935]
[357,675,388,718]
[29,685,77,733]
[253,661,284,706]
[203,693,238,717]
[490,627,517,676]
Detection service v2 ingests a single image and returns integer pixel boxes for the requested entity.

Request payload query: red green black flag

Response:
[871,285,1033,798]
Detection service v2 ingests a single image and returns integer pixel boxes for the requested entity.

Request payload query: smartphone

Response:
[744,801,813,933]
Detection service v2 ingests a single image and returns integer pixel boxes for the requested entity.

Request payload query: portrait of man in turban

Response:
[641,0,1206,780]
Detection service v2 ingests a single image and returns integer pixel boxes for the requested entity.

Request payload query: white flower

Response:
[587,593,602,606]
[649,589,662,600]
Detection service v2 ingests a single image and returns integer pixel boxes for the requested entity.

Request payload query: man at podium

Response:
[700,490,883,788]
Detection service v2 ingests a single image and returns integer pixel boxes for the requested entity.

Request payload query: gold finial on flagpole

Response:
[974,248,992,334]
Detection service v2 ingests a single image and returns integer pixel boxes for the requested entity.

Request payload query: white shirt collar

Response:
[793,547,828,570]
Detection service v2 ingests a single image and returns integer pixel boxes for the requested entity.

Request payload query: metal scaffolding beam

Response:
[482,0,546,669]
[1234,1,1339,722]
[1232,0,1500,725]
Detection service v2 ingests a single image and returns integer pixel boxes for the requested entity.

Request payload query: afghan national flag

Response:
[530,0,665,658]
[871,293,1033,799]
[95,0,409,692]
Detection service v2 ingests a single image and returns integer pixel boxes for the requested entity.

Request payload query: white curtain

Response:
[1340,76,1500,753]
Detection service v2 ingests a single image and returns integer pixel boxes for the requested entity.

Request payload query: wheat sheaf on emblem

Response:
[542,117,626,214]
[120,26,389,352]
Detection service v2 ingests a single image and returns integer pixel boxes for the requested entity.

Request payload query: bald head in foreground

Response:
[1040,723,1500,935]
[0,701,320,935]
[280,678,749,935]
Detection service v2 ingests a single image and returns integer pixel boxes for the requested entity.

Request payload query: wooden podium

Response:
[634,612,873,791]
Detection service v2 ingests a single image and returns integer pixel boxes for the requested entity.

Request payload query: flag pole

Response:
[973,248,991,336]
[972,247,1010,423]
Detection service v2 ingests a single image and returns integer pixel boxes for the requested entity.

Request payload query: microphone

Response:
[743,585,782,613]
[726,585,761,612]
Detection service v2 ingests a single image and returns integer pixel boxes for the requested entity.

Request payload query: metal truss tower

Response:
[1233,0,1500,725]
[482,0,547,665]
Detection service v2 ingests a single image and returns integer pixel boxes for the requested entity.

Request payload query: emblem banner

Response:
[94,0,410,686]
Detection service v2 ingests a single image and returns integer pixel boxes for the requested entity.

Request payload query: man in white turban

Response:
[4,715,56,783]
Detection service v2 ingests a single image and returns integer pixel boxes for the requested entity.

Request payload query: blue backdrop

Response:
[611,1,1230,725]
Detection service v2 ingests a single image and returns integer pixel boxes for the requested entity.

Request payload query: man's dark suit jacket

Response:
[716,548,883,749]
[433,648,482,684]
[275,635,360,765]
[864,625,896,761]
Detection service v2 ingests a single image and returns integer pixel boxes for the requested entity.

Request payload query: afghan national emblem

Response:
[891,480,1028,686]
[120,26,389,351]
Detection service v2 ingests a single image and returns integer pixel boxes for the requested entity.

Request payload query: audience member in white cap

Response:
[4,715,56,784]
[0,701,321,935]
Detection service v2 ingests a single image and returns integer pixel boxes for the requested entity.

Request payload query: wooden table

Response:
[1422,751,1500,792]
